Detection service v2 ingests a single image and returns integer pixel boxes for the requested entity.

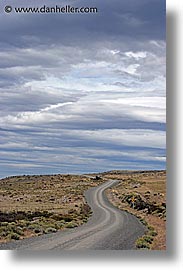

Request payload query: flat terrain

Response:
[104,170,166,250]
[0,180,145,250]
[0,170,166,250]
[0,174,103,243]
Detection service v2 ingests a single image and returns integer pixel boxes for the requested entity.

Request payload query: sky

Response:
[0,0,166,178]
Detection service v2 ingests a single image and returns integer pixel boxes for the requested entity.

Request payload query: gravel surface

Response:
[0,180,146,250]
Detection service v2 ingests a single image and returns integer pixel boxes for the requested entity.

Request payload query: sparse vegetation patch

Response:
[0,174,103,243]
[105,170,166,250]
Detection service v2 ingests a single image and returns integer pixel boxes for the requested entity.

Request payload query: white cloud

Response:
[0,20,166,176]
[68,129,165,149]
[125,51,147,60]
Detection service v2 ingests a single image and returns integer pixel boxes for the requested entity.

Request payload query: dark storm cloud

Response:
[0,0,165,48]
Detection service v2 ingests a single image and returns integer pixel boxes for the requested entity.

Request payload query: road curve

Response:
[0,180,146,250]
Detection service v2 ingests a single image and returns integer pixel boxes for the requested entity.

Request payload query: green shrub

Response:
[44,227,57,234]
[0,230,9,237]
[1,222,8,226]
[54,221,65,229]
[13,227,23,235]
[65,222,77,228]
[147,225,154,231]
[34,227,42,234]
[143,235,154,244]
[8,232,20,240]
[27,224,38,230]
[9,222,16,226]
[139,218,148,226]
[149,230,158,236]
[135,238,150,249]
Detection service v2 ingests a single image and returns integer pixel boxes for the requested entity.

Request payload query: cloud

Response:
[0,0,165,46]
[0,0,166,177]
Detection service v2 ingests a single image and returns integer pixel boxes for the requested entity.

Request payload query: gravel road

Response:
[0,180,146,250]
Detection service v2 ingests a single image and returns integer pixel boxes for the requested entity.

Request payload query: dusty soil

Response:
[0,170,166,250]
[0,174,103,243]
[104,170,166,250]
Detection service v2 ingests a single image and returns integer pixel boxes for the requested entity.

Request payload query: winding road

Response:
[0,180,146,250]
